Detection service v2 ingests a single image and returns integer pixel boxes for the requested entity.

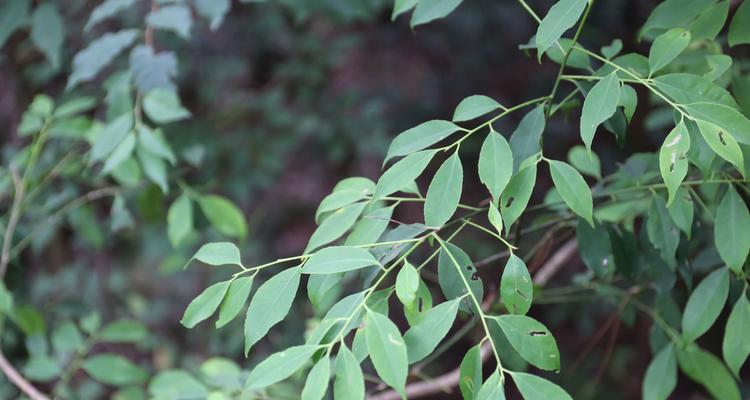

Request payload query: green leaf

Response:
[667,187,693,237]
[479,130,514,202]
[689,0,729,41]
[82,354,147,386]
[306,202,366,253]
[149,370,208,399]
[424,151,463,227]
[315,189,368,223]
[30,3,64,69]
[677,344,740,400]
[567,145,601,179]
[548,159,593,226]
[303,246,379,274]
[24,357,62,382]
[181,280,231,328]
[687,103,750,145]
[198,195,247,239]
[137,148,168,193]
[696,120,745,177]
[493,315,560,371]
[244,267,301,354]
[334,347,364,400]
[715,185,750,273]
[682,268,729,342]
[51,321,84,355]
[438,242,483,313]
[194,0,230,30]
[301,356,330,400]
[102,132,136,174]
[85,0,136,31]
[658,121,690,206]
[147,4,192,39]
[476,370,505,400]
[459,344,483,400]
[375,150,437,199]
[703,54,732,82]
[535,0,588,58]
[601,39,623,59]
[646,195,679,268]
[500,163,537,233]
[723,294,750,377]
[392,0,417,20]
[365,309,408,395]
[581,72,620,153]
[245,345,317,391]
[345,206,394,246]
[192,242,242,267]
[509,106,545,172]
[143,88,191,124]
[405,279,433,326]
[488,202,503,235]
[67,29,139,89]
[509,371,572,400]
[648,28,690,76]
[654,72,741,108]
[129,45,178,93]
[90,113,133,163]
[453,95,503,122]
[642,344,677,400]
[167,194,193,247]
[410,0,463,28]
[395,261,419,307]
[216,276,253,328]
[403,299,459,363]
[729,0,750,47]
[619,84,638,123]
[500,254,533,315]
[0,0,29,49]
[384,121,459,164]
[99,320,147,343]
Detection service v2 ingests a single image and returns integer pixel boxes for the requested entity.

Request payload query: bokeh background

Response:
[1,0,742,398]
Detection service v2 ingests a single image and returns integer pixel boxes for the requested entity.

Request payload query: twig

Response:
[0,352,49,400]
[0,170,24,278]
[532,239,578,286]
[367,239,579,400]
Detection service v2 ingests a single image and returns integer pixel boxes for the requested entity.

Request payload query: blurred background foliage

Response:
[1,0,748,398]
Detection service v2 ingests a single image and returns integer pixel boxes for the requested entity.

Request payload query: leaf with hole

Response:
[493,315,560,371]
[500,254,533,315]
[500,163,537,233]
[658,121,690,206]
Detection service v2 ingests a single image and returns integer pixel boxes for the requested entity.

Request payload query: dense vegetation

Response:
[1,0,750,399]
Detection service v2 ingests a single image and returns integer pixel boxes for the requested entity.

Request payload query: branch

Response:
[0,352,50,400]
[0,169,25,278]
[367,238,579,400]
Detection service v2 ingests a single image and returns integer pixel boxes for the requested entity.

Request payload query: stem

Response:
[433,234,505,382]
[546,0,594,117]
[0,352,49,400]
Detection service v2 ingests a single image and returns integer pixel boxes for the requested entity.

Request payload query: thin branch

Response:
[0,352,49,400]
[0,170,25,278]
